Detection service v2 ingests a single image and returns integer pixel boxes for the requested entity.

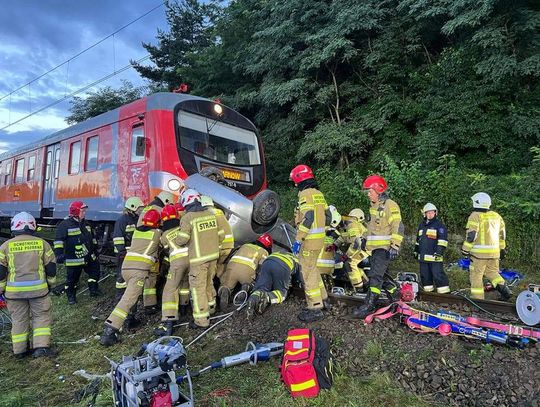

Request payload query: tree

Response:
[66,81,145,124]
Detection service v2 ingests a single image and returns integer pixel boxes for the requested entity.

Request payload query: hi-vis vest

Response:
[365,198,404,251]
[0,235,56,299]
[229,243,268,271]
[213,208,234,250]
[175,209,220,266]
[122,229,162,272]
[294,188,327,251]
[462,211,506,259]
[160,227,189,268]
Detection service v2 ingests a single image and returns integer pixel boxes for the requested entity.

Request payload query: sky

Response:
[0,0,169,153]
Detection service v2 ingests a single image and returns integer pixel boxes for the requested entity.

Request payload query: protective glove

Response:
[56,254,65,264]
[500,248,507,260]
[461,249,470,258]
[74,244,89,259]
[389,247,399,260]
[292,241,302,256]
[360,238,367,251]
[325,244,337,253]
[340,253,350,263]
[434,253,443,262]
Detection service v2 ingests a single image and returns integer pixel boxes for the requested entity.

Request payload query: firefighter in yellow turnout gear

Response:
[337,209,369,292]
[290,165,329,323]
[100,209,162,346]
[175,189,220,329]
[461,192,512,301]
[0,212,57,358]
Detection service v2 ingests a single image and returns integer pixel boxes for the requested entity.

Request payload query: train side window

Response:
[45,151,52,181]
[27,155,36,181]
[131,127,145,163]
[69,141,81,175]
[85,136,99,171]
[14,158,25,184]
[4,161,12,185]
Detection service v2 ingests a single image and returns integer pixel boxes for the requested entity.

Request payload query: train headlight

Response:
[213,103,223,116]
[168,179,182,191]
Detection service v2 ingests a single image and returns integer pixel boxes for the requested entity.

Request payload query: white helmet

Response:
[328,205,342,228]
[180,189,200,207]
[200,195,214,207]
[422,203,438,214]
[348,208,365,221]
[471,192,491,209]
[157,191,175,205]
[11,212,37,231]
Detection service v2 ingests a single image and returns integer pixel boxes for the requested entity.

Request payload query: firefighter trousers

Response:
[215,248,232,279]
[189,261,216,327]
[115,254,127,300]
[161,260,189,321]
[207,261,217,315]
[419,262,450,293]
[367,249,392,295]
[253,258,290,304]
[7,296,52,354]
[143,272,158,307]
[470,257,505,299]
[65,260,100,294]
[220,263,256,290]
[299,249,326,310]
[179,273,190,306]
[106,269,147,330]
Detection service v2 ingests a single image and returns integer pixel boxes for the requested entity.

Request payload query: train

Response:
[0,92,288,244]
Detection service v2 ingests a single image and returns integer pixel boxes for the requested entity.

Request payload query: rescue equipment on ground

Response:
[396,272,419,302]
[109,336,193,407]
[454,259,524,287]
[364,301,539,348]
[281,328,333,398]
[516,284,540,326]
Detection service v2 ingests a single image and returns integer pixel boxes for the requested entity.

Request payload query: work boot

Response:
[88,282,103,297]
[323,299,333,311]
[351,291,379,319]
[100,325,120,347]
[298,308,324,323]
[496,284,512,301]
[179,304,188,317]
[13,350,31,359]
[66,286,77,305]
[153,321,174,337]
[246,295,259,320]
[240,283,253,294]
[189,320,208,330]
[32,347,58,358]
[144,305,159,315]
[218,286,231,310]
[124,315,141,331]
[256,292,270,314]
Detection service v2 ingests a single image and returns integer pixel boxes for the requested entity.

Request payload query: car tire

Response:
[252,189,280,226]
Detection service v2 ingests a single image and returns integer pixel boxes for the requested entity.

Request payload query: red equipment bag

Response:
[280,328,333,398]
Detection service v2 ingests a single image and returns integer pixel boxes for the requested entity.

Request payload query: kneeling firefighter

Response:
[100,209,162,346]
[0,212,57,358]
[246,252,300,319]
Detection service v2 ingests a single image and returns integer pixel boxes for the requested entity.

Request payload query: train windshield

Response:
[177,111,261,166]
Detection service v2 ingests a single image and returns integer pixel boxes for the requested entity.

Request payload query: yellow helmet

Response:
[125,197,144,211]
[348,208,365,221]
[200,195,214,207]
[157,191,174,205]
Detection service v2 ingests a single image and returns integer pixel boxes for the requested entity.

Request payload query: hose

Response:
[452,291,519,323]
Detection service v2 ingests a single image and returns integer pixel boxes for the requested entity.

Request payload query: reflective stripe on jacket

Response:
[122,229,162,271]
[364,198,404,251]
[416,217,448,262]
[175,209,220,266]
[294,188,327,251]
[462,211,505,259]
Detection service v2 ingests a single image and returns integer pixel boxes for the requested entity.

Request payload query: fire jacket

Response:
[112,211,138,257]
[175,203,220,266]
[122,227,162,272]
[415,217,448,262]
[228,243,269,272]
[294,188,328,251]
[462,210,506,259]
[337,217,369,259]
[160,225,189,267]
[213,207,234,250]
[54,217,98,266]
[0,234,57,299]
[364,196,404,252]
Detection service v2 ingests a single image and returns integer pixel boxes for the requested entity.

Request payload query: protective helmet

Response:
[161,204,179,221]
[174,202,185,213]
[180,189,200,207]
[362,174,387,194]
[471,192,491,209]
[11,212,36,231]
[349,208,365,221]
[422,203,438,214]
[257,233,273,249]
[125,197,144,212]
[200,195,214,207]
[142,209,161,228]
[328,205,342,228]
[69,201,88,217]
[157,191,175,206]
[289,164,314,185]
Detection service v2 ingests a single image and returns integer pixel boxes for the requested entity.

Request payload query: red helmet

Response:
[257,233,273,249]
[69,201,88,217]
[161,204,179,221]
[142,209,161,228]
[289,164,314,185]
[174,202,185,213]
[362,174,387,194]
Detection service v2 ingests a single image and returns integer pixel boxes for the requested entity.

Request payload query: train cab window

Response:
[14,159,25,184]
[85,136,99,171]
[131,127,145,163]
[27,155,36,181]
[69,141,81,175]
[4,161,12,185]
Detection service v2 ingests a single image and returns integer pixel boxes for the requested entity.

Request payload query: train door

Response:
[42,143,61,209]
[126,124,149,203]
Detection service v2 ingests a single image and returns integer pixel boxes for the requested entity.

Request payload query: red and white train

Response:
[0,93,283,243]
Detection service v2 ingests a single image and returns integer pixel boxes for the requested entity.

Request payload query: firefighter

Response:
[0,213,57,358]
[351,175,404,319]
[154,204,189,337]
[137,191,175,227]
[54,201,101,305]
[415,203,450,293]
[200,195,234,314]
[461,192,512,301]
[336,208,369,292]
[218,233,273,310]
[290,164,329,322]
[100,209,162,346]
[174,189,220,329]
[246,252,300,319]
[316,205,341,300]
[113,197,145,301]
